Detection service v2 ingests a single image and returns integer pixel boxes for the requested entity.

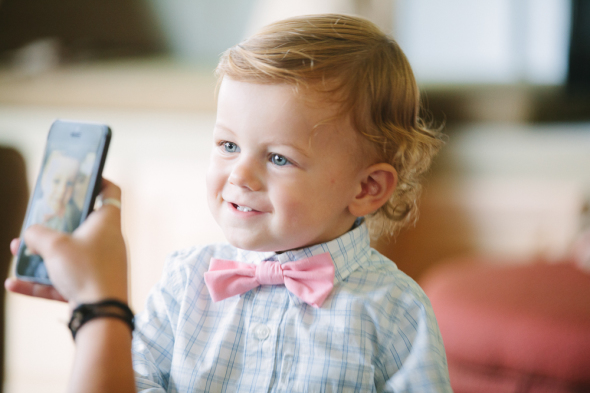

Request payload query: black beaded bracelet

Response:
[68,299,135,340]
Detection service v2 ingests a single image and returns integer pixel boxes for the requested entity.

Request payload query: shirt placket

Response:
[243,262,289,391]
[273,253,302,391]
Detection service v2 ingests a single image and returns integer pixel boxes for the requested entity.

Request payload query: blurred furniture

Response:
[422,85,590,124]
[374,178,584,282]
[0,0,163,61]
[568,0,590,96]
[421,258,590,393]
[0,147,29,393]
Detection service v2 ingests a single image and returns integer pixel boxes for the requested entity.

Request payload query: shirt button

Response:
[254,324,270,340]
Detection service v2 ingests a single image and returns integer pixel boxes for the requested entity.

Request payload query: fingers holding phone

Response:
[7,180,128,305]
[31,180,127,305]
[7,237,67,301]
[4,276,66,302]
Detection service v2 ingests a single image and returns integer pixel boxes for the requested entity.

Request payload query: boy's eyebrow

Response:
[279,142,310,158]
[213,124,236,135]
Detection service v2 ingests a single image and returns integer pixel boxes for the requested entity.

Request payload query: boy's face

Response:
[207,78,366,252]
[41,154,79,216]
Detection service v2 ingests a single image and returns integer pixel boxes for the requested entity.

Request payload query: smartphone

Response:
[15,120,111,285]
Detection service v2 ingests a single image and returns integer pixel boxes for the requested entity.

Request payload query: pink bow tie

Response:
[204,253,335,308]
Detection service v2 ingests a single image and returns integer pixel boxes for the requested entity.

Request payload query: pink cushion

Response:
[447,361,584,393]
[421,260,590,386]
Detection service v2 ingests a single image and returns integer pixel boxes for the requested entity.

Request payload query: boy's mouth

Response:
[232,203,253,212]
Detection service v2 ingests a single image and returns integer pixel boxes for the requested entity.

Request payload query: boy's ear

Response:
[348,163,397,217]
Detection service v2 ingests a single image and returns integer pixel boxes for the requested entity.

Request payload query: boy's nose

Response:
[228,157,263,191]
[55,182,67,196]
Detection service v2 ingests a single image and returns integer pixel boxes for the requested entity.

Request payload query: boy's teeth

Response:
[236,205,253,212]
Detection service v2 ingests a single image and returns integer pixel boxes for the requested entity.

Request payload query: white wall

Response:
[395,0,571,84]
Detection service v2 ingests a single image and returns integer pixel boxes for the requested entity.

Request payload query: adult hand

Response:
[5,179,128,306]
[5,238,66,301]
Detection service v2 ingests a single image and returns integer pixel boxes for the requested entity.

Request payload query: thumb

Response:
[23,224,70,259]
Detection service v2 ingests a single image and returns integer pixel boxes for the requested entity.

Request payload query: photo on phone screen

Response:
[15,120,111,285]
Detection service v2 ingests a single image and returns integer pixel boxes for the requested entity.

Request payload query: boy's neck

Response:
[273,218,364,254]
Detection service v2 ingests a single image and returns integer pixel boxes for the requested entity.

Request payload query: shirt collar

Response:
[234,222,371,284]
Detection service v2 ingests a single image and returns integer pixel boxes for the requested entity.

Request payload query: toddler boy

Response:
[132,14,451,392]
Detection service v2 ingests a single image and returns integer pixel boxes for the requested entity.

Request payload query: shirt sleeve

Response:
[131,249,190,392]
[380,281,452,393]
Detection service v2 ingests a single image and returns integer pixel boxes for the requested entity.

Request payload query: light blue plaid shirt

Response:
[132,224,451,392]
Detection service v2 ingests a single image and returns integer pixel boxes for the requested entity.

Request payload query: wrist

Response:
[68,299,134,340]
[73,285,128,307]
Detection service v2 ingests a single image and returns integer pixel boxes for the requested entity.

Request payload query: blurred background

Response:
[0,0,589,392]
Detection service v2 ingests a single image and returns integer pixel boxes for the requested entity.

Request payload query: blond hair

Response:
[216,14,443,237]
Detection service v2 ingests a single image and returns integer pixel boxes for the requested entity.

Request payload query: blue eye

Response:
[223,142,239,153]
[270,154,289,166]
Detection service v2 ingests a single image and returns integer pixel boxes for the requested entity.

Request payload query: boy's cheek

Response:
[65,188,74,201]
[205,165,225,195]
[268,185,300,208]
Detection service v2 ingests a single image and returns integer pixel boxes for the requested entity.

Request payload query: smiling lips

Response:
[230,202,259,213]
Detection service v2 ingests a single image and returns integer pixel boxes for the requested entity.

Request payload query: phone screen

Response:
[16,120,111,284]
